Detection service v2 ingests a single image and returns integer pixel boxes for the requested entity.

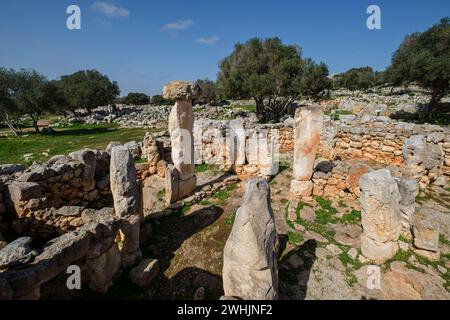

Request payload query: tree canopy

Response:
[386,17,450,111]
[58,70,120,113]
[0,68,66,134]
[194,79,218,105]
[217,37,331,122]
[333,67,378,91]
[122,92,150,105]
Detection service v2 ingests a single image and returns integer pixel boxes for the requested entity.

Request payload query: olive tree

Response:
[58,70,120,114]
[386,17,450,113]
[217,37,331,122]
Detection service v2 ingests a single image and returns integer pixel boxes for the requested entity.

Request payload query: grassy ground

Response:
[0,123,152,165]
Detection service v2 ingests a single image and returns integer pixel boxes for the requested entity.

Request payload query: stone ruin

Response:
[194,119,281,180]
[0,145,151,299]
[164,81,199,204]
[0,81,449,300]
[222,178,278,300]
[110,146,142,267]
[290,106,323,196]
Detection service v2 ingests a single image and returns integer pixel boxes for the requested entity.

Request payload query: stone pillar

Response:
[229,118,246,167]
[395,177,418,239]
[403,135,444,189]
[142,132,162,175]
[412,208,440,261]
[257,130,279,177]
[290,106,323,196]
[360,169,402,263]
[223,178,278,300]
[163,81,199,204]
[110,146,142,267]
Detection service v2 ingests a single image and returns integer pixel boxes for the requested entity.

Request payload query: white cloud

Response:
[196,36,220,45]
[90,2,130,18]
[161,20,194,31]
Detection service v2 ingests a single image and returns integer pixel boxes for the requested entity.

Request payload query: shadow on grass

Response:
[145,205,224,299]
[197,171,236,190]
[52,127,118,137]
[40,205,224,300]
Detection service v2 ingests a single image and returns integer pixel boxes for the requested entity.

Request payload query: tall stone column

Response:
[290,106,323,196]
[360,169,402,263]
[110,146,142,267]
[163,81,200,204]
[223,178,278,300]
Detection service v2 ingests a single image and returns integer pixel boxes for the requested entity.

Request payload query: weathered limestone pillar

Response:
[403,135,444,189]
[163,81,199,204]
[395,177,418,238]
[257,130,279,176]
[290,106,323,196]
[142,132,162,175]
[360,169,402,263]
[223,178,278,300]
[110,146,142,267]
[229,118,246,167]
[412,207,440,261]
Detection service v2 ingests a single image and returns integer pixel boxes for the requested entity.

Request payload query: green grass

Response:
[398,234,413,244]
[345,272,358,287]
[278,161,291,173]
[200,199,213,206]
[237,104,256,112]
[284,205,296,230]
[181,202,192,214]
[384,250,425,273]
[0,123,151,165]
[315,196,337,214]
[324,109,354,120]
[201,182,239,206]
[338,252,362,269]
[287,231,304,245]
[195,163,220,174]
[415,194,428,204]
[340,210,362,225]
[157,189,165,202]
[314,196,338,225]
[225,211,236,226]
[315,209,338,225]
[440,234,450,246]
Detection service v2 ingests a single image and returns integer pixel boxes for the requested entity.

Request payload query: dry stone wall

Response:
[1,150,111,239]
[0,208,123,299]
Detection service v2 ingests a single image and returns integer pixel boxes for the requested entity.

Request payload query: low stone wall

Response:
[312,159,373,199]
[194,120,283,180]
[0,208,122,299]
[1,149,111,239]
[333,116,446,164]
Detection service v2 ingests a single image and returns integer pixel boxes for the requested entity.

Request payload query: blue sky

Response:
[0,0,449,95]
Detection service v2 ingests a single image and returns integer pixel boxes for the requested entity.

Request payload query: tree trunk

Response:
[30,114,40,133]
[255,98,265,122]
[0,109,21,136]
[428,91,443,119]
